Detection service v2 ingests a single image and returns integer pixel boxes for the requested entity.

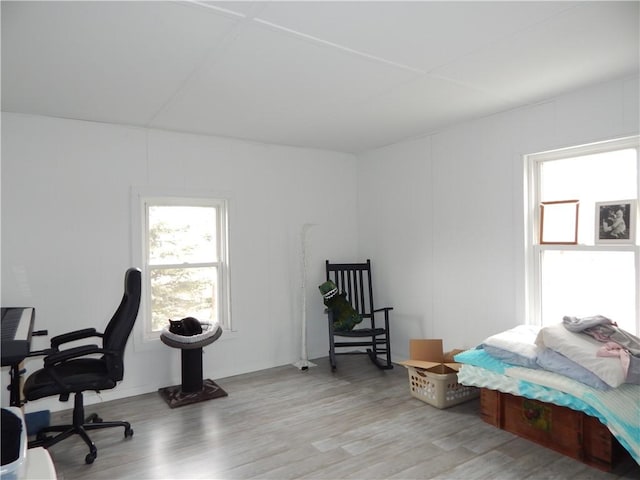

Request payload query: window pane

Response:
[148,206,217,264]
[150,267,218,331]
[540,149,637,244]
[540,250,636,333]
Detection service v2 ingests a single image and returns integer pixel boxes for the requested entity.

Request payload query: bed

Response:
[454,321,640,472]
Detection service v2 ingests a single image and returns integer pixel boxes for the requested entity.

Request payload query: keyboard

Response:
[1,307,35,367]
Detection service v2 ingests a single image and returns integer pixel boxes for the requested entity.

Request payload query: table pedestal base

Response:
[158,378,227,408]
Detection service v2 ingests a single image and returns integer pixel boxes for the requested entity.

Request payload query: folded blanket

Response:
[562,315,613,332]
[563,315,640,384]
[563,315,640,355]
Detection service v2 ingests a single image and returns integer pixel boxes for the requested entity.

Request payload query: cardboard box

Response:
[400,339,479,409]
[400,339,462,372]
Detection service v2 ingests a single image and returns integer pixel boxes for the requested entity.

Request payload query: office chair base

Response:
[29,421,133,464]
[27,392,133,464]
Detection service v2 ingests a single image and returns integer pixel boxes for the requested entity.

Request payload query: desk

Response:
[1,308,35,407]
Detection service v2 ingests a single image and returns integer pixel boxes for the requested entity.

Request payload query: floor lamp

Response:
[293,223,317,371]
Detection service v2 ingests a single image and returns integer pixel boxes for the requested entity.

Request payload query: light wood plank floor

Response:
[41,356,639,480]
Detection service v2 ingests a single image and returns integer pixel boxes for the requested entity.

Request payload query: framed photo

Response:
[539,200,579,245]
[595,200,636,245]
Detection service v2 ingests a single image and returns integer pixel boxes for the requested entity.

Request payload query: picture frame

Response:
[539,200,579,245]
[595,200,637,245]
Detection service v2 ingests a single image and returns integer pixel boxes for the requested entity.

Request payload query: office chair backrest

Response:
[325,260,374,317]
[102,268,142,381]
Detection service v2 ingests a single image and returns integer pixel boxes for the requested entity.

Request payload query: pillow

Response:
[536,323,625,388]
[536,347,610,390]
[482,324,540,368]
[483,344,539,369]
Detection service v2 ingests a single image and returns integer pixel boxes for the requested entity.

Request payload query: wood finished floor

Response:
[41,356,639,480]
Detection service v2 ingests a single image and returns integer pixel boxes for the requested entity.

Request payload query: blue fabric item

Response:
[516,379,595,414]
[581,387,640,464]
[627,356,640,384]
[25,410,50,437]
[536,347,611,391]
[483,344,539,369]
[454,347,506,374]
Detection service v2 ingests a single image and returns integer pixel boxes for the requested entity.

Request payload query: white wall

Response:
[1,113,358,411]
[357,74,640,358]
[2,74,638,412]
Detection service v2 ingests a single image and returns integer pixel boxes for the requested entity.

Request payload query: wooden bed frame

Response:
[479,388,630,472]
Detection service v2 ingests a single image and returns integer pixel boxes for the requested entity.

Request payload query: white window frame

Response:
[524,136,640,333]
[131,187,231,349]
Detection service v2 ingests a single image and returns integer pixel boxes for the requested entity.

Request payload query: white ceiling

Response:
[2,1,639,153]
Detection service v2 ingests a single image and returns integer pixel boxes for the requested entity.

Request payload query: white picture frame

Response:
[595,200,637,245]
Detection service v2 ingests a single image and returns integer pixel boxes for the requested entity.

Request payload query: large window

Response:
[526,137,639,335]
[135,194,230,341]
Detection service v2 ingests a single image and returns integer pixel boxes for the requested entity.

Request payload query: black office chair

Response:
[23,268,141,464]
[325,260,393,371]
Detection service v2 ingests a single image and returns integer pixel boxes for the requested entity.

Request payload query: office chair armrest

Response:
[50,328,103,348]
[43,344,102,367]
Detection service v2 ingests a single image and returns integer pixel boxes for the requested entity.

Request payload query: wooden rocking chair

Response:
[324,260,393,371]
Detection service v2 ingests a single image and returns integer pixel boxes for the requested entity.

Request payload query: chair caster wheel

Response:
[86,413,102,423]
[85,450,97,464]
[124,427,134,438]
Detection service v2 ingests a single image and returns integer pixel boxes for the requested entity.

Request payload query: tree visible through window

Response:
[144,200,229,334]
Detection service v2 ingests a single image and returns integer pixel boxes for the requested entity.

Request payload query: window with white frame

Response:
[137,195,230,340]
[525,136,639,335]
